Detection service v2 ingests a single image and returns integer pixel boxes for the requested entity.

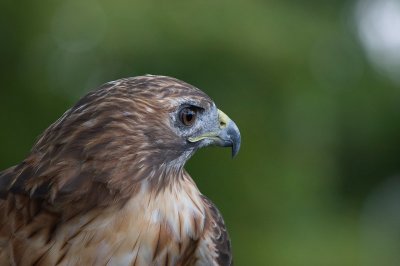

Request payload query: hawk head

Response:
[124,75,241,166]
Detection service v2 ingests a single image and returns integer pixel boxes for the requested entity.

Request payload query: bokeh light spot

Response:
[355,0,400,85]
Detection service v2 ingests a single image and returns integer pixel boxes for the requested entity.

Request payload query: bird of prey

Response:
[0,75,240,266]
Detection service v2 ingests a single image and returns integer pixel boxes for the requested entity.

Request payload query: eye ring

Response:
[179,107,197,126]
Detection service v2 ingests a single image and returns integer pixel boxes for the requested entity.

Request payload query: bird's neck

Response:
[123,170,206,238]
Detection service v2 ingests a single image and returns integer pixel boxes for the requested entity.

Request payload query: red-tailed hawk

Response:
[0,75,240,265]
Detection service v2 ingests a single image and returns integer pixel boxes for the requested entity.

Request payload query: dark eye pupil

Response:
[180,108,197,126]
[186,113,193,121]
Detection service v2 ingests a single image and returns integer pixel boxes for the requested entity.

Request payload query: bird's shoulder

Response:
[200,195,233,266]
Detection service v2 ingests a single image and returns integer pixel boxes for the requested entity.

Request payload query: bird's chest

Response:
[60,183,206,265]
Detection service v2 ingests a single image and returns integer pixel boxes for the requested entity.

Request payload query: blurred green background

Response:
[1,0,400,265]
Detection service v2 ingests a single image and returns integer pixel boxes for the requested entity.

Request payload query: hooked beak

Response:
[188,109,241,157]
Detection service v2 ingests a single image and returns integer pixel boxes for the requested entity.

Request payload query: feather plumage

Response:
[0,75,237,265]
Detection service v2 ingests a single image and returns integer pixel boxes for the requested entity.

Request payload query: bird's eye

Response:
[179,107,197,126]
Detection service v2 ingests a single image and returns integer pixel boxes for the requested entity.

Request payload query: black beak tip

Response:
[231,147,237,158]
[231,140,240,158]
[229,128,241,158]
